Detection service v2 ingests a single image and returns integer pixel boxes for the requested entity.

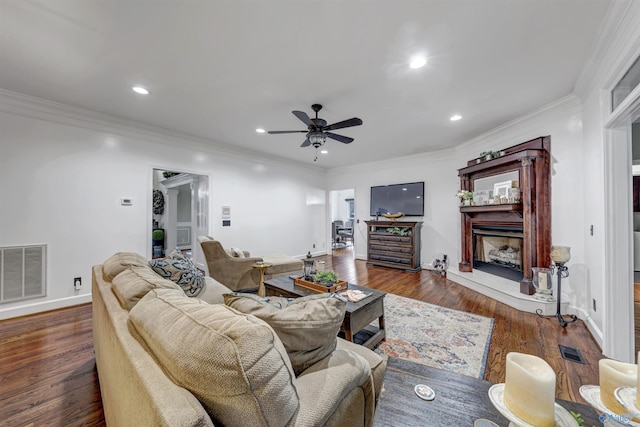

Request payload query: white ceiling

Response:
[0,0,613,168]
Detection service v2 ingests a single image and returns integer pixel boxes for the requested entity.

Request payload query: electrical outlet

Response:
[592,298,596,311]
[74,277,82,290]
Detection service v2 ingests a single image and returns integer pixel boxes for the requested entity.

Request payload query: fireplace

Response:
[473,226,524,281]
[457,136,551,294]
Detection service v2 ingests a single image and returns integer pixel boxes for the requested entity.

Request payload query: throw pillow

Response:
[111,265,183,310]
[224,292,346,375]
[102,252,149,281]
[129,288,299,427]
[229,247,245,258]
[149,249,204,297]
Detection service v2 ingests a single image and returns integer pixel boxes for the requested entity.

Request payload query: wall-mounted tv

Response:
[370,182,424,216]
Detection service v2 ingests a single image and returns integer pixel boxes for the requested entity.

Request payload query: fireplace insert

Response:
[472,226,524,281]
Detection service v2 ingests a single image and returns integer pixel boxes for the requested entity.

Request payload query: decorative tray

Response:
[293,276,348,293]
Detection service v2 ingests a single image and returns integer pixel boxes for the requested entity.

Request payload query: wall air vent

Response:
[0,245,46,304]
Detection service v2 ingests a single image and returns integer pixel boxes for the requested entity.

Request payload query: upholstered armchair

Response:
[198,236,303,291]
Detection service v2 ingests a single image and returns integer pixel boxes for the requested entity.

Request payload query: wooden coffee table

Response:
[373,357,603,426]
[263,276,386,349]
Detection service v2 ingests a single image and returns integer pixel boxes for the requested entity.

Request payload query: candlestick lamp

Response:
[550,246,577,327]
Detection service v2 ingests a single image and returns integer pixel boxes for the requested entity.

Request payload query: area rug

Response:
[373,293,494,379]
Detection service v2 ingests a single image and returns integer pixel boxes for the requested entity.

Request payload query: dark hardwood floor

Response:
[0,248,603,426]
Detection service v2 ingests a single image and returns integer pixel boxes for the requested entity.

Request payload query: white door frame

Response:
[603,81,640,361]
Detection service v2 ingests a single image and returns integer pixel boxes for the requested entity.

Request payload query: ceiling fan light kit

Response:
[267,104,362,161]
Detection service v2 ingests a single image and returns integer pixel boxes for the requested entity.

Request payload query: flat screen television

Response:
[370,182,424,216]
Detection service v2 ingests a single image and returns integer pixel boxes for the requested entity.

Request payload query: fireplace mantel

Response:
[458,136,551,294]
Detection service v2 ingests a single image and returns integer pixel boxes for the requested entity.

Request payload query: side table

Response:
[252,262,272,297]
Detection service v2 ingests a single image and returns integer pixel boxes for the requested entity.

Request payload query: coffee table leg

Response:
[343,320,354,342]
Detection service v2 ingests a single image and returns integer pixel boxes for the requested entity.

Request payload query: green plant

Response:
[313,270,339,286]
[152,229,165,241]
[456,190,473,201]
[569,411,584,426]
[479,150,500,159]
[387,227,411,236]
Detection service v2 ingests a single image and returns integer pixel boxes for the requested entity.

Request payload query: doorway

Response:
[330,189,355,252]
[604,85,640,361]
[151,169,210,271]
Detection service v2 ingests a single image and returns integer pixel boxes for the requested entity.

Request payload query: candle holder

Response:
[549,246,577,327]
[532,267,554,302]
[303,258,315,281]
[488,384,578,427]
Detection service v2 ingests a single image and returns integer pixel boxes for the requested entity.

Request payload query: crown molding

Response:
[574,0,640,97]
[0,89,326,175]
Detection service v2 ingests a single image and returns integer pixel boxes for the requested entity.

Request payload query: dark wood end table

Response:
[263,276,386,349]
[373,357,603,427]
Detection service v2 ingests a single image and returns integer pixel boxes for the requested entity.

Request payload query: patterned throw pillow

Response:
[149,249,204,297]
[229,247,245,258]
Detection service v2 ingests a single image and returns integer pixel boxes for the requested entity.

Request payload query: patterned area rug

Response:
[373,293,494,379]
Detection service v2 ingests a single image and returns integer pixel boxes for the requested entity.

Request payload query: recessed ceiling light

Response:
[450,114,462,121]
[320,150,328,154]
[256,128,266,134]
[132,86,150,95]
[409,56,427,69]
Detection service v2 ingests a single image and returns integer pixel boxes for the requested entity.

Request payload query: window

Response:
[612,55,640,111]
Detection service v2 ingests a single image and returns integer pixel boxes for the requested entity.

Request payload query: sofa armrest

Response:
[290,349,375,427]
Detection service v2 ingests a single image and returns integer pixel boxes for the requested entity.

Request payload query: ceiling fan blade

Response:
[326,132,354,144]
[301,138,311,147]
[292,110,313,126]
[267,130,307,134]
[324,117,363,131]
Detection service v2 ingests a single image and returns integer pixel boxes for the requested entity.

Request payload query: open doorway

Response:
[330,189,355,252]
[151,169,209,271]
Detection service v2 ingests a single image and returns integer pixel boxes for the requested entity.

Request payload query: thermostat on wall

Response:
[121,198,133,206]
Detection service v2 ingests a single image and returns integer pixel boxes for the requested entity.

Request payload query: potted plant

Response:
[456,190,474,205]
[313,270,339,287]
[152,229,165,258]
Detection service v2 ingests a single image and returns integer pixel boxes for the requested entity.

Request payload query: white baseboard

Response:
[569,304,604,350]
[0,294,92,320]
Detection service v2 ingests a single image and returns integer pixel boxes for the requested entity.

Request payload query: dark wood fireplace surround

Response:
[458,136,551,294]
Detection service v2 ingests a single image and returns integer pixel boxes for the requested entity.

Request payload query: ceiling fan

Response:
[268,104,363,161]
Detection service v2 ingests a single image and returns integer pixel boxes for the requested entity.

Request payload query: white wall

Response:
[0,93,326,319]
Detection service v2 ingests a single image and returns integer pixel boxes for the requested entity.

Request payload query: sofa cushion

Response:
[129,288,299,427]
[196,276,232,305]
[261,254,303,275]
[224,292,346,375]
[102,252,149,281]
[111,265,182,310]
[149,250,204,297]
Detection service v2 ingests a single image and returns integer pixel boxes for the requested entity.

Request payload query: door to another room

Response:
[330,189,355,252]
[151,169,209,271]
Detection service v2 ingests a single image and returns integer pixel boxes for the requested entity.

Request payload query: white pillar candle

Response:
[538,272,548,290]
[504,352,556,427]
[599,358,637,415]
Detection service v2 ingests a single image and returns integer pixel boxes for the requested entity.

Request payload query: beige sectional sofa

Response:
[92,252,387,427]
